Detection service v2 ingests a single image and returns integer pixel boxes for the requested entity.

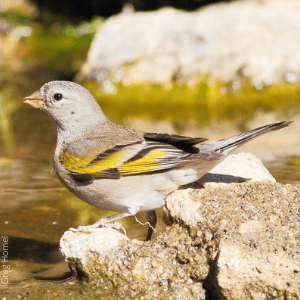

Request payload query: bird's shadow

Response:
[199,172,249,184]
[182,173,249,189]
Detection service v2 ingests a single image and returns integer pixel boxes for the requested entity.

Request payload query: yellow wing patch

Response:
[60,147,172,178]
[60,151,122,175]
[117,148,167,175]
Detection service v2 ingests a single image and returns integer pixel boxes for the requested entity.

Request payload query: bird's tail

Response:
[199,121,293,155]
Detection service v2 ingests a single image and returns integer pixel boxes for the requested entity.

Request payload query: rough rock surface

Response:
[61,226,207,299]
[199,152,276,187]
[60,153,300,299]
[166,183,300,299]
[81,0,300,89]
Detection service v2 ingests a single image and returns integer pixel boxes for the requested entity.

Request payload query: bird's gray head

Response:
[24,81,107,132]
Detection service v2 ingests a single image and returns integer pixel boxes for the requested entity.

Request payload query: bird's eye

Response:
[54,93,63,101]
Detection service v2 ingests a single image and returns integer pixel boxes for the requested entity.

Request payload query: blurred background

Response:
[1,0,300,298]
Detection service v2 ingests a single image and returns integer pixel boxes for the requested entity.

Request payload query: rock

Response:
[60,228,129,261]
[166,182,300,299]
[60,226,207,299]
[199,152,276,187]
[60,153,300,299]
[80,0,300,88]
[166,152,276,227]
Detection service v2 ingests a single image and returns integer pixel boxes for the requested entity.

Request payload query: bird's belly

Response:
[58,172,175,213]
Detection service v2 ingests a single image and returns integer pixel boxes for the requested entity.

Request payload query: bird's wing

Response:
[59,132,218,183]
[144,132,207,148]
[117,141,195,176]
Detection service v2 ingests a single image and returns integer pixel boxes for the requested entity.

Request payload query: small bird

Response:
[24,81,292,240]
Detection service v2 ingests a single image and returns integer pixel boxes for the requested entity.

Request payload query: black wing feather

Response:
[144,132,207,153]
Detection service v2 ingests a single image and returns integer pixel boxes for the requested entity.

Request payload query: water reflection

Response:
[266,155,300,184]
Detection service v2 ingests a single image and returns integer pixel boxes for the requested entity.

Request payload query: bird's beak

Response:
[23,91,45,109]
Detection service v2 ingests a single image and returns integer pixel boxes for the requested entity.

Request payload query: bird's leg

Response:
[94,212,133,224]
[145,210,157,241]
[70,212,133,236]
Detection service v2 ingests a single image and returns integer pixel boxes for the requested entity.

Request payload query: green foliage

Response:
[0,11,32,26]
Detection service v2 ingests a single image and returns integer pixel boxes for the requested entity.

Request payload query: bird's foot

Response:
[69,220,127,236]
